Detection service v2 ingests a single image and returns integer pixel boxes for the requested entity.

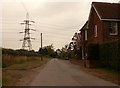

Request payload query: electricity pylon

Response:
[20,13,36,51]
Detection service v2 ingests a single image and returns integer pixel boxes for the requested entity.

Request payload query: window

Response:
[94,25,97,37]
[85,30,87,40]
[109,22,118,35]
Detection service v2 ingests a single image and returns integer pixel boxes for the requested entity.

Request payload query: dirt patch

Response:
[2,58,50,86]
[16,64,46,86]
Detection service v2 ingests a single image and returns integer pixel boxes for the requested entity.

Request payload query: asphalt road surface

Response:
[29,58,117,86]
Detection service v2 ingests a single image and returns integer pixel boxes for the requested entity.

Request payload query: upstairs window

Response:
[109,22,118,35]
[85,30,87,40]
[94,25,97,37]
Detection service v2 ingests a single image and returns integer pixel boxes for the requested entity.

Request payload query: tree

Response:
[67,32,82,59]
[38,44,55,57]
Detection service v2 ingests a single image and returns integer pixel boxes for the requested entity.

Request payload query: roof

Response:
[80,21,88,31]
[92,2,120,21]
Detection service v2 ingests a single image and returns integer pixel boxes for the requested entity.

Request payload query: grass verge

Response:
[70,59,120,85]
[2,57,51,86]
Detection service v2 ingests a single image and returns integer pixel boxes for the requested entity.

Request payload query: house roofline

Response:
[93,4,102,20]
[92,3,120,21]
[101,19,120,21]
[79,21,88,31]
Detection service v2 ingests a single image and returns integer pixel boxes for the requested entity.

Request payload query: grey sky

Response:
[1,0,119,51]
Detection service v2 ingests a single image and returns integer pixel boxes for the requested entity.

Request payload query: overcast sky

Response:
[1,0,119,51]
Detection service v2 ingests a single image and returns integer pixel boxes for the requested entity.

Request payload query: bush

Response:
[87,40,120,70]
[2,48,19,56]
[2,48,41,68]
[2,48,40,57]
[99,40,120,70]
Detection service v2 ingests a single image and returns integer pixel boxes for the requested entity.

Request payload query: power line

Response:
[34,26,79,33]
[2,22,80,34]
[3,31,73,39]
[2,21,80,31]
[2,1,81,49]
[20,0,28,13]
[2,28,77,37]
[3,30,75,39]
[1,18,80,29]
[35,21,81,29]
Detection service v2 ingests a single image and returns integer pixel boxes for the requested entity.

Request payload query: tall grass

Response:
[2,55,40,68]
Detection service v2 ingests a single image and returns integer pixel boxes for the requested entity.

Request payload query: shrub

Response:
[2,48,40,57]
[2,48,41,68]
[99,40,120,70]
[87,40,120,70]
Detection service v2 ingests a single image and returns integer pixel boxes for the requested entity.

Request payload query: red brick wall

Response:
[103,21,120,42]
[88,7,104,44]
[88,7,120,44]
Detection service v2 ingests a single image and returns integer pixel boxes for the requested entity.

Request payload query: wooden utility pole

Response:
[41,33,43,61]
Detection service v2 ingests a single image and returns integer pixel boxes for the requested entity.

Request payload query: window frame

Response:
[109,22,118,35]
[94,25,98,37]
[85,30,88,40]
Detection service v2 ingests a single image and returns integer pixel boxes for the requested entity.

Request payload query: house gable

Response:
[92,2,120,21]
[88,4,103,43]
[87,2,120,44]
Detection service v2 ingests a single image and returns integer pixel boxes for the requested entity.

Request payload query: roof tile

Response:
[93,2,120,20]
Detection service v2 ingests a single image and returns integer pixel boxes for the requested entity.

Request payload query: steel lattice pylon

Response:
[20,13,35,51]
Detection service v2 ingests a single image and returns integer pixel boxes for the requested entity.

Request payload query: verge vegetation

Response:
[70,59,120,85]
[2,47,52,86]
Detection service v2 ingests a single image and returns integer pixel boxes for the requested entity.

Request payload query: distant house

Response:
[87,2,120,44]
[80,2,120,67]
[80,21,88,60]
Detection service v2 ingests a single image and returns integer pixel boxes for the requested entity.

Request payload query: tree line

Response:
[2,44,57,58]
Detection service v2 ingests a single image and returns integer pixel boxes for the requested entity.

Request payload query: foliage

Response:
[87,40,120,70]
[75,47,82,59]
[2,48,39,57]
[0,48,2,55]
[0,48,2,68]
[2,48,41,68]
[56,44,82,60]
[38,44,56,58]
[99,40,120,70]
[87,43,99,60]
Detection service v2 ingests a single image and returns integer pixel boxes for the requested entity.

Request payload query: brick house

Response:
[80,2,120,67]
[80,21,88,60]
[88,2,120,44]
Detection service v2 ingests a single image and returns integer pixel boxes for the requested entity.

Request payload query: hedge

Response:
[87,40,120,70]
[2,48,40,57]
[87,43,99,60]
[99,40,120,70]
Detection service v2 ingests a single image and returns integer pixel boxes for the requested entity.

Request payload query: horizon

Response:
[1,0,119,51]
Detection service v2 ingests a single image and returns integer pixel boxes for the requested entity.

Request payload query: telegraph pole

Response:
[20,12,36,51]
[41,33,43,61]
[41,33,42,49]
